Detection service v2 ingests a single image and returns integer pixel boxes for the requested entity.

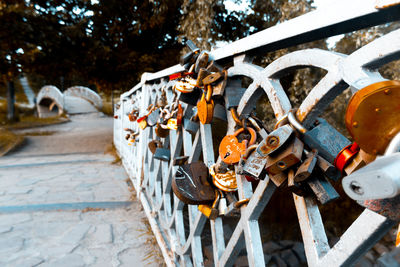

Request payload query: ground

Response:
[0,112,162,267]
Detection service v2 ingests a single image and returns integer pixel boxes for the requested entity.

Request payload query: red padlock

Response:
[334,142,360,173]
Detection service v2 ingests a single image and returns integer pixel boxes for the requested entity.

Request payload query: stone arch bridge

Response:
[36,85,103,118]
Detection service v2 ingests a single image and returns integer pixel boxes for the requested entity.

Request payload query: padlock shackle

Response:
[385,131,400,156]
[288,110,307,134]
[233,127,257,146]
[230,108,243,126]
[206,85,213,102]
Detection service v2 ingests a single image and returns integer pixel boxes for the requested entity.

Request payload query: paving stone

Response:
[13,256,44,267]
[45,244,80,257]
[280,249,299,267]
[8,188,33,195]
[0,226,13,234]
[118,247,157,267]
[91,224,113,245]
[263,241,283,254]
[17,178,41,186]
[0,213,32,226]
[75,183,98,192]
[48,253,86,267]
[60,224,91,245]
[0,236,24,254]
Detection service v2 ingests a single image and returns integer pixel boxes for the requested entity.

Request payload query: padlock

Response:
[314,153,341,181]
[166,118,178,130]
[209,164,237,192]
[212,70,228,97]
[218,192,228,216]
[342,152,400,201]
[334,143,360,173]
[155,123,169,138]
[172,156,189,166]
[176,104,183,126]
[172,161,216,205]
[202,71,223,85]
[256,125,294,156]
[306,174,339,205]
[138,118,147,130]
[194,51,210,73]
[396,224,400,247]
[345,80,400,155]
[196,68,210,87]
[198,191,220,220]
[206,60,223,73]
[148,140,162,154]
[224,78,246,110]
[288,111,352,164]
[343,149,376,176]
[178,87,201,106]
[197,85,214,124]
[294,149,318,182]
[154,148,170,161]
[219,127,257,164]
[174,76,197,93]
[265,137,304,175]
[146,108,160,127]
[238,144,266,181]
[288,169,308,196]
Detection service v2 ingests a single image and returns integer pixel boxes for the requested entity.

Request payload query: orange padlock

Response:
[334,142,360,173]
[197,85,214,124]
[219,127,257,164]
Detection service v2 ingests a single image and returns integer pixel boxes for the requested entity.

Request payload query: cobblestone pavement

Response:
[0,113,162,267]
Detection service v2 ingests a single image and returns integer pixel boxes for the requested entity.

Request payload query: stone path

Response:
[0,113,162,267]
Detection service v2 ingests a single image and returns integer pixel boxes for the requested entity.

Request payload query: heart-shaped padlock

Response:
[219,127,257,164]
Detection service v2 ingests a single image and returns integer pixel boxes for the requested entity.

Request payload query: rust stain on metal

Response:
[260,136,280,154]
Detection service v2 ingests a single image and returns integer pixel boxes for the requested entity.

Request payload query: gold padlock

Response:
[198,191,220,220]
[166,118,178,130]
[345,80,400,155]
[138,119,147,130]
[209,164,237,192]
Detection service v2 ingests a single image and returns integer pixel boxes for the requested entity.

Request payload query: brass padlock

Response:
[209,164,237,192]
[166,118,178,130]
[219,127,257,164]
[198,191,220,220]
[345,80,400,155]
[197,85,214,124]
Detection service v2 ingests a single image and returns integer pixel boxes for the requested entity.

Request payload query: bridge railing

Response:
[114,1,400,266]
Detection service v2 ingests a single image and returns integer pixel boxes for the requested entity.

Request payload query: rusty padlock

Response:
[265,136,304,175]
[212,69,228,97]
[195,51,210,73]
[174,76,197,93]
[306,173,339,205]
[219,127,257,164]
[197,85,214,124]
[256,125,294,156]
[209,164,237,192]
[148,140,162,154]
[155,122,169,138]
[172,161,216,205]
[196,68,211,87]
[294,149,318,182]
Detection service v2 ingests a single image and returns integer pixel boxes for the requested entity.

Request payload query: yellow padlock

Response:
[166,118,178,130]
[138,119,147,130]
[209,164,237,192]
[198,191,220,220]
[396,224,400,247]
[197,85,214,124]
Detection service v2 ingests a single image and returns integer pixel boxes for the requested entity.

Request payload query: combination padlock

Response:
[219,127,257,164]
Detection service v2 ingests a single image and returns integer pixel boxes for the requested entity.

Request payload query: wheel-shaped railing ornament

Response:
[115,3,400,266]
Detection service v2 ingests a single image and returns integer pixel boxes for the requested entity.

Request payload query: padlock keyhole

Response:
[350,181,364,195]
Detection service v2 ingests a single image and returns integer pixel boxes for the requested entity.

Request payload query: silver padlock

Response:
[342,132,400,200]
[256,125,293,156]
[147,108,160,127]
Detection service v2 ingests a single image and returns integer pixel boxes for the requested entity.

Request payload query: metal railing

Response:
[114,1,400,266]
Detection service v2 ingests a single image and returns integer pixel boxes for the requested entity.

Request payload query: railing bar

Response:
[244,220,265,267]
[317,209,396,267]
[293,194,329,266]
